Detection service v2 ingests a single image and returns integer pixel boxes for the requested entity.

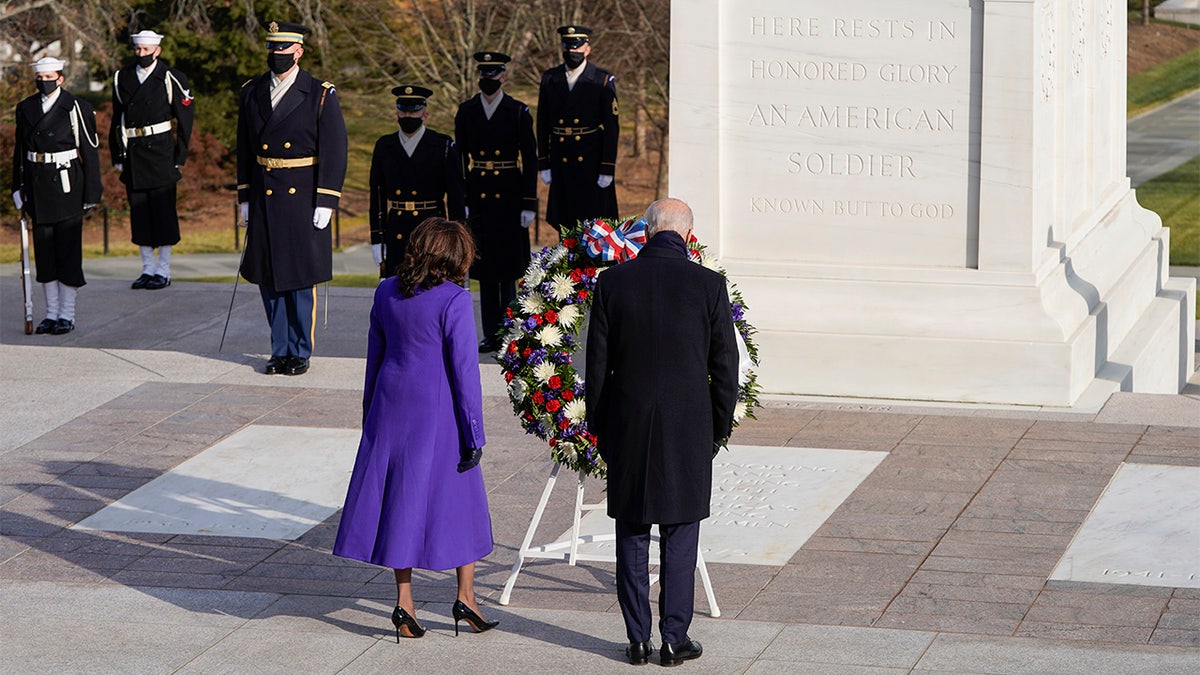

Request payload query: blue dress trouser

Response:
[259,285,316,359]
[615,519,699,646]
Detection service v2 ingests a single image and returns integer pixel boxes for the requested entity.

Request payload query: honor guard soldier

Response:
[537,25,619,232]
[454,51,538,352]
[236,21,347,376]
[10,57,102,335]
[369,85,465,276]
[110,29,195,291]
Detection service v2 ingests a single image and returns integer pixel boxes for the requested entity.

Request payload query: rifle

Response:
[219,224,248,352]
[18,211,33,334]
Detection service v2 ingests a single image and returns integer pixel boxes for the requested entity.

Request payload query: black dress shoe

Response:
[626,641,653,666]
[284,356,309,376]
[131,273,153,289]
[145,274,171,290]
[263,356,286,375]
[660,638,702,667]
[50,318,74,335]
[34,318,57,334]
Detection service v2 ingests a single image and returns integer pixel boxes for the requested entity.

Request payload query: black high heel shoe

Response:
[452,599,498,636]
[391,606,426,641]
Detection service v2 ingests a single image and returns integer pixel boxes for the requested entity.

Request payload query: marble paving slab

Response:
[1050,463,1200,588]
[73,425,359,539]
[545,446,887,566]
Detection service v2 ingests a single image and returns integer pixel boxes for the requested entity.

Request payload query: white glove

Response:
[12,190,23,211]
[371,243,384,266]
[540,169,552,185]
[83,203,97,210]
[464,206,470,218]
[115,163,123,172]
[313,207,333,230]
[239,202,249,226]
[520,210,535,228]
[597,174,614,189]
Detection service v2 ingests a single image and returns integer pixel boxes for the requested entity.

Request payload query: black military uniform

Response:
[109,29,195,290]
[537,25,619,232]
[10,58,102,335]
[369,85,465,276]
[454,52,538,350]
[236,21,347,375]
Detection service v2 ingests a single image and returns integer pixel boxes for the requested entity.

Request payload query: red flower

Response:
[563,237,577,248]
[584,267,597,277]
[522,348,531,358]
[578,289,589,300]
[548,375,562,390]
[545,309,558,324]
[534,314,544,325]
[558,418,570,430]
[549,438,558,447]
[506,307,513,318]
[570,269,583,283]
[507,342,518,354]
[562,390,574,401]
[545,399,561,413]
[532,391,545,405]
[505,371,513,382]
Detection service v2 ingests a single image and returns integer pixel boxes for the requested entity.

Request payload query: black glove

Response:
[457,446,482,473]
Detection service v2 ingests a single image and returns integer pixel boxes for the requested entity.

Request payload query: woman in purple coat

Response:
[333,218,498,640]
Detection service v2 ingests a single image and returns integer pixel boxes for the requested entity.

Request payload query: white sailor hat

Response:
[131,30,164,46]
[31,57,65,74]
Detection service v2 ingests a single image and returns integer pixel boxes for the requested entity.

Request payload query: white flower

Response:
[549,273,576,301]
[518,292,545,315]
[506,327,523,345]
[546,245,567,265]
[533,360,556,384]
[701,253,720,271]
[564,398,587,423]
[733,400,747,422]
[537,323,564,347]
[524,263,546,287]
[508,378,527,404]
[556,304,580,328]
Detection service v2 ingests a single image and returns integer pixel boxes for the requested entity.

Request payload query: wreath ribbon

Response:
[583,217,647,262]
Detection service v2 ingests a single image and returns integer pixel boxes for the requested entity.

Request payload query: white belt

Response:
[26,149,78,164]
[124,121,173,138]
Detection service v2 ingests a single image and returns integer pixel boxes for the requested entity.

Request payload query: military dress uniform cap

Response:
[265,21,311,48]
[130,30,164,45]
[392,84,433,111]
[474,51,511,76]
[557,25,591,48]
[31,57,65,73]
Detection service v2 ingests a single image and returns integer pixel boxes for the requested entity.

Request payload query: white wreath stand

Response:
[498,463,721,617]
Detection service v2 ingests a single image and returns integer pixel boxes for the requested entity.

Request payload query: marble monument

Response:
[670,0,1195,405]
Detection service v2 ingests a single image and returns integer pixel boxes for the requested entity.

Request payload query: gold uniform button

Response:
[558,118,564,124]
[396,233,403,240]
[261,143,268,150]
[493,170,500,176]
[411,190,418,196]
[558,137,564,143]
[265,189,273,196]
[284,142,291,149]
[494,150,501,156]
[562,158,567,163]
[265,167,271,172]
[411,211,418,216]
[574,135,581,141]
[577,156,584,162]
[479,151,485,157]
[480,193,487,198]
[288,187,296,194]
[395,189,401,195]
[494,193,500,199]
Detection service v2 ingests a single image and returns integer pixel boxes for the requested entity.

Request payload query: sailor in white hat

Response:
[10,56,102,335]
[111,29,195,291]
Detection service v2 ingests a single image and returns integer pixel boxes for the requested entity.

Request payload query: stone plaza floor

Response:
[1,274,1197,673]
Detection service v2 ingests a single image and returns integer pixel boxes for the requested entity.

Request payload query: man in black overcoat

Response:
[236,21,347,376]
[536,25,619,233]
[369,85,465,276]
[109,29,194,290]
[10,57,102,335]
[585,198,739,666]
[454,51,538,351]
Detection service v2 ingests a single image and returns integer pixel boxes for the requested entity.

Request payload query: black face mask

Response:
[478,78,502,96]
[35,79,58,96]
[135,54,155,69]
[398,117,423,134]
[268,52,295,75]
[562,50,585,69]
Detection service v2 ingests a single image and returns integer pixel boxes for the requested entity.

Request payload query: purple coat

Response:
[333,279,491,570]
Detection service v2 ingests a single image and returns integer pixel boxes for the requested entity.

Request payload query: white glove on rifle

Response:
[12,190,23,211]
[313,207,332,230]
[371,243,384,266]
[239,202,249,227]
[540,169,551,185]
[597,174,613,189]
[520,210,535,228]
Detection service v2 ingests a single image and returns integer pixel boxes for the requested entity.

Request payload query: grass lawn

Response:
[1136,155,1200,267]
[1128,45,1200,115]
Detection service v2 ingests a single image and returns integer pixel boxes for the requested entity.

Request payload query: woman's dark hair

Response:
[396,217,476,297]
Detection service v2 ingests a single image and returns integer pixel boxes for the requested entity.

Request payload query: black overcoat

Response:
[584,233,739,524]
[109,60,194,190]
[454,93,537,281]
[236,69,347,292]
[368,129,466,273]
[10,91,102,225]
[536,61,619,229]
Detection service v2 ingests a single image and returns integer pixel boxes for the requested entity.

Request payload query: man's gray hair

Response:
[644,198,693,237]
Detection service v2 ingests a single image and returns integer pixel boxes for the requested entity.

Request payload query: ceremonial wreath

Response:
[497,215,762,479]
